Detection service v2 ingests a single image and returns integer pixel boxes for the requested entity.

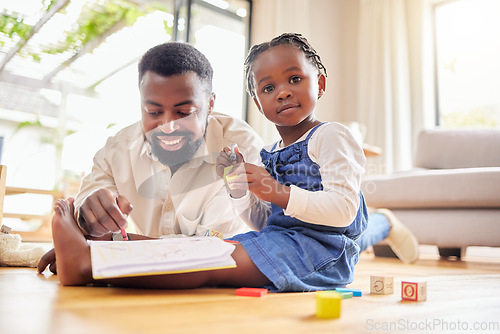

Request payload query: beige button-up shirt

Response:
[74,112,264,238]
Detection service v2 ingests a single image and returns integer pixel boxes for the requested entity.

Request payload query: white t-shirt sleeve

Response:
[231,192,271,231]
[283,123,366,227]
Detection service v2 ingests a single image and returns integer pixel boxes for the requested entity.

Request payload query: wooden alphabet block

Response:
[401,281,427,301]
[370,275,394,295]
[316,291,342,319]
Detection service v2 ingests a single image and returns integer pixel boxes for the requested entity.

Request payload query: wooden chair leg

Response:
[438,247,462,260]
[0,165,6,226]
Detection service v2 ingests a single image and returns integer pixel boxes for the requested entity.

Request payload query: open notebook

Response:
[89,236,236,279]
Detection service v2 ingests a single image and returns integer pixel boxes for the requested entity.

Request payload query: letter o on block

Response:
[401,281,427,301]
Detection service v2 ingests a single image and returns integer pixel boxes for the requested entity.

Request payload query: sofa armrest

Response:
[415,128,500,169]
[361,167,500,209]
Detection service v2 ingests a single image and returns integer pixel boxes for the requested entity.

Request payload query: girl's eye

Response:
[262,85,274,93]
[289,76,302,84]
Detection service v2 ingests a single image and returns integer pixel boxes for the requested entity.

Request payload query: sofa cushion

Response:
[389,209,500,247]
[361,167,500,209]
[415,128,500,169]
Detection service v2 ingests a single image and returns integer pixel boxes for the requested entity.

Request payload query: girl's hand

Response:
[216,145,244,179]
[217,146,247,198]
[226,163,290,209]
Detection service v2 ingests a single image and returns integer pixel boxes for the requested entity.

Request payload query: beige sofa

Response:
[361,128,500,258]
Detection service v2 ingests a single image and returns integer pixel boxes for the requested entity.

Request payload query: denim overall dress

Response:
[230,123,368,292]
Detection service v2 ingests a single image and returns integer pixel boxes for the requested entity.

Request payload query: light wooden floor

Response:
[344,247,500,333]
[1,245,499,334]
[355,245,500,280]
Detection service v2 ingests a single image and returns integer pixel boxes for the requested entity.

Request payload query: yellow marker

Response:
[223,166,238,183]
[316,291,342,319]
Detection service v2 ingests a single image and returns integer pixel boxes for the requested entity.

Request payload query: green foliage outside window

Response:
[0,0,170,61]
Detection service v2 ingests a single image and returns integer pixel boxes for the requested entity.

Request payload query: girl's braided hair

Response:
[244,33,327,98]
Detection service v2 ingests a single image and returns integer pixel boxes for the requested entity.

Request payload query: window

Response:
[434,0,500,128]
[0,1,252,232]
[176,0,252,120]
[0,0,252,182]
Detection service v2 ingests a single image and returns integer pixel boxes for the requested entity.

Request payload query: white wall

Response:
[248,0,361,142]
[248,0,439,174]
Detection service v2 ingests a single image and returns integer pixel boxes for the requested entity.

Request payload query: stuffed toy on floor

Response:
[0,233,45,267]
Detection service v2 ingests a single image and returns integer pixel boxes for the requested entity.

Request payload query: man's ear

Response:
[208,92,215,113]
[252,96,264,114]
[317,74,326,99]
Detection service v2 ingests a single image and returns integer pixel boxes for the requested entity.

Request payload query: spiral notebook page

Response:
[89,236,236,279]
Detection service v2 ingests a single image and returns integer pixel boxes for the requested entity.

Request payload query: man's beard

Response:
[148,130,205,168]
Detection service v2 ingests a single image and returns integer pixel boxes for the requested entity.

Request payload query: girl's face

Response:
[251,45,325,128]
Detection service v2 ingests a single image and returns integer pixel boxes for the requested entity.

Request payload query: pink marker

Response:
[120,228,129,241]
[115,196,129,241]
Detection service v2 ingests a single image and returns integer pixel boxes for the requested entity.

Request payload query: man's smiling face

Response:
[140,71,214,168]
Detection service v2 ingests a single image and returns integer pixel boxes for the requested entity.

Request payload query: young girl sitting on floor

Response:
[217,32,367,292]
[48,33,418,291]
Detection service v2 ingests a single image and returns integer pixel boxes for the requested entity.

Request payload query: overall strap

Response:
[270,122,328,152]
[305,122,328,141]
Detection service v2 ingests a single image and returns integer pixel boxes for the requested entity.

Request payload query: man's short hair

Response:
[138,42,213,92]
